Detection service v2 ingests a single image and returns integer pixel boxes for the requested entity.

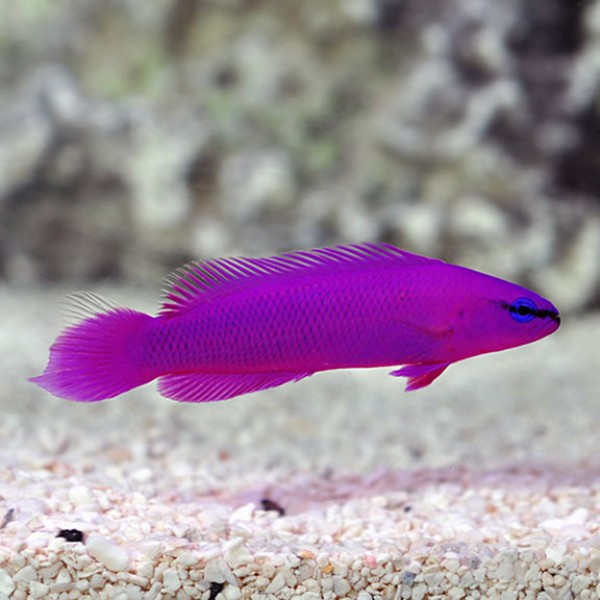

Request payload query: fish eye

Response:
[508,297,537,323]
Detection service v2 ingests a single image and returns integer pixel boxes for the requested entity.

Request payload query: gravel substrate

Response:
[1,286,599,599]
[2,465,600,599]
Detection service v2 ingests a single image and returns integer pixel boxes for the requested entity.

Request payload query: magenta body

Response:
[147,263,557,375]
[144,270,434,374]
[31,244,560,402]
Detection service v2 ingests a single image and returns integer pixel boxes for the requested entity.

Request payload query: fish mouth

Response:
[531,311,560,342]
[530,307,560,336]
[542,310,561,334]
[534,307,560,325]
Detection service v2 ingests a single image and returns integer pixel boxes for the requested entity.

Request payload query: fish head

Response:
[447,270,560,359]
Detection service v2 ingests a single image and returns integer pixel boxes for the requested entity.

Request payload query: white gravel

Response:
[1,285,600,599]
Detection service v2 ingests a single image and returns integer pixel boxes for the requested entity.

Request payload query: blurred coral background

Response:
[1,0,598,313]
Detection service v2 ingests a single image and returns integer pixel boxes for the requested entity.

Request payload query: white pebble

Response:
[137,561,154,579]
[495,561,514,580]
[540,518,564,530]
[56,568,71,584]
[162,568,181,593]
[223,585,242,600]
[448,586,466,599]
[229,503,255,521]
[124,585,143,600]
[0,569,15,595]
[69,485,94,506]
[29,581,49,599]
[137,540,163,560]
[563,555,578,572]
[131,468,154,483]
[545,547,564,564]
[12,498,48,520]
[25,532,55,549]
[90,573,105,589]
[568,508,589,525]
[86,535,130,571]
[223,539,252,569]
[13,565,36,583]
[412,582,428,600]
[264,571,286,595]
[332,575,351,596]
[204,560,223,583]
[177,552,198,567]
[204,558,233,584]
[572,574,591,594]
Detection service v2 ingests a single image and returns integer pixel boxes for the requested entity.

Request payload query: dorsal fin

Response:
[159,242,440,317]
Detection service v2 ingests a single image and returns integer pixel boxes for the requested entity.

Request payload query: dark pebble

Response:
[260,497,285,516]
[56,528,84,542]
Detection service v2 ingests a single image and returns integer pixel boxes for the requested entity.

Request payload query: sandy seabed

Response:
[1,286,599,599]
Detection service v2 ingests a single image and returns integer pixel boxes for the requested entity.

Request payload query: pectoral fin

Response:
[389,363,450,391]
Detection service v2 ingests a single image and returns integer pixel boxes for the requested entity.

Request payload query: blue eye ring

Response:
[508,297,537,323]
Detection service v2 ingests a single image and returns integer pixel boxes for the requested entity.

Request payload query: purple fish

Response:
[30,243,560,402]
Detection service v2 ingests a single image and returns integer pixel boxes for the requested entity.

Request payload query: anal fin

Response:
[389,363,450,391]
[157,371,312,402]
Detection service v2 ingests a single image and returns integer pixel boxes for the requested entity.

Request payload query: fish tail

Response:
[30,292,154,402]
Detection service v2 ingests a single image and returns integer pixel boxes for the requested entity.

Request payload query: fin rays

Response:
[158,371,312,402]
[390,363,450,391]
[60,291,122,325]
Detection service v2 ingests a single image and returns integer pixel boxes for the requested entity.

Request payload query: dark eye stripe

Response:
[501,301,560,322]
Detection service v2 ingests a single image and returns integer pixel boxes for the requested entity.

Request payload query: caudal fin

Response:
[30,293,154,401]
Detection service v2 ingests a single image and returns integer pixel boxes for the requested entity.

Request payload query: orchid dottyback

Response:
[31,243,560,402]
